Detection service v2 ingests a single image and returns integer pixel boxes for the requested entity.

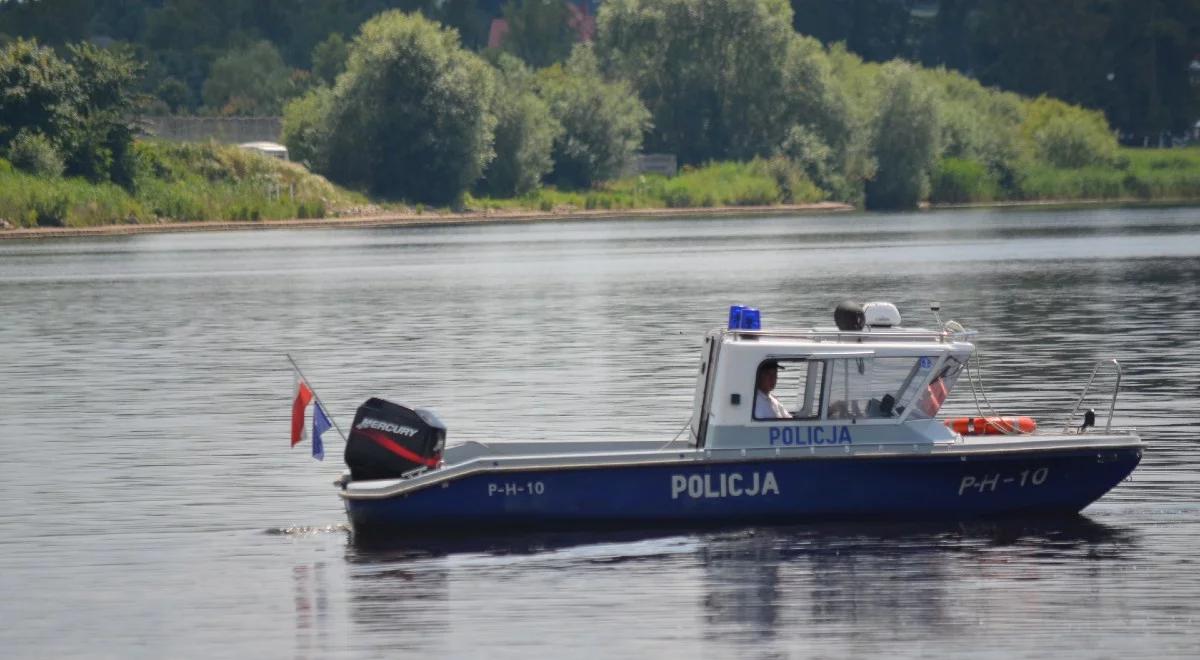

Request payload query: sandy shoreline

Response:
[0,202,853,241]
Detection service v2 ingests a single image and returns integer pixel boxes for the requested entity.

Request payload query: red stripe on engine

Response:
[360,429,440,468]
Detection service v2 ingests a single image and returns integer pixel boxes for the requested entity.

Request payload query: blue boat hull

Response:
[344,446,1141,533]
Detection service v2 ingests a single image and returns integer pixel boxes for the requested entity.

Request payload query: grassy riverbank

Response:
[470,159,824,212]
[0,143,824,230]
[930,147,1200,204]
[0,140,364,229]
[2,141,1199,234]
[1018,148,1200,201]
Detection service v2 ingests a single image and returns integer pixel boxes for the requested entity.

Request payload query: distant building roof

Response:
[238,141,288,160]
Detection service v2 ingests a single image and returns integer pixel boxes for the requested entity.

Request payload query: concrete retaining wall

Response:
[139,116,283,144]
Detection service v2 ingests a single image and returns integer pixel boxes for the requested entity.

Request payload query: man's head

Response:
[756,360,782,393]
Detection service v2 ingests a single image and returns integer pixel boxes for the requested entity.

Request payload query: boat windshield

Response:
[907,357,966,420]
[826,356,949,420]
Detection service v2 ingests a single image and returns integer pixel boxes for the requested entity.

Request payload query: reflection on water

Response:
[2,206,1199,658]
[293,561,332,655]
[338,517,1143,657]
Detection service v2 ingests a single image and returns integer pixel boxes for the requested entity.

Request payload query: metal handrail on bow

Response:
[1065,358,1123,433]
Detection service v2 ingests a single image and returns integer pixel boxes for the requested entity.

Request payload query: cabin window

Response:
[826,356,947,420]
[908,357,965,420]
[825,357,873,419]
[752,359,825,421]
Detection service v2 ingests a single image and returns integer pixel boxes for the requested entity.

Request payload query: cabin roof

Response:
[722,325,976,348]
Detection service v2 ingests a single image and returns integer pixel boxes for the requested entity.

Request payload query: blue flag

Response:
[312,403,331,461]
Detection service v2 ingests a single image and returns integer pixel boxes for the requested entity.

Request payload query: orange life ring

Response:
[945,416,1037,435]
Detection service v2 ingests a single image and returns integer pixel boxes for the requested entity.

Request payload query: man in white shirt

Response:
[754,360,792,419]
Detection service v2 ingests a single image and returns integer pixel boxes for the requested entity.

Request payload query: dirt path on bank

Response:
[0,202,853,240]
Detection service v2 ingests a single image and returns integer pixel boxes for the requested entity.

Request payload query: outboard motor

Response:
[834,301,865,331]
[344,398,446,480]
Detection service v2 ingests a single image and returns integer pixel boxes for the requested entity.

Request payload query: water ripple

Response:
[1,207,1198,658]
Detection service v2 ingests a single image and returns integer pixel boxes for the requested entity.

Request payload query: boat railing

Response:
[729,327,977,344]
[1064,358,1122,433]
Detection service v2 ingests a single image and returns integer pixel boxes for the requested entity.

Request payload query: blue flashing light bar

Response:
[728,305,762,330]
[728,305,744,329]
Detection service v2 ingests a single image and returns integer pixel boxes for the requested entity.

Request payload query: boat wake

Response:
[266,523,351,537]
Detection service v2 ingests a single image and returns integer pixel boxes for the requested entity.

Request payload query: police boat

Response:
[336,302,1142,535]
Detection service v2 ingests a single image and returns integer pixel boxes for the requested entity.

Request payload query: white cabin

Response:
[690,314,975,450]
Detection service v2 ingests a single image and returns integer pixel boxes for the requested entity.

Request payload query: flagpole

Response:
[286,353,348,442]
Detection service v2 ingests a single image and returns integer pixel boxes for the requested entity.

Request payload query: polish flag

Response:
[291,378,314,446]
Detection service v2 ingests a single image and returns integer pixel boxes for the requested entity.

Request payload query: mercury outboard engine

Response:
[344,398,446,480]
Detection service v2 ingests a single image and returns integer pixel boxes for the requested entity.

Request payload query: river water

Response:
[1,206,1198,658]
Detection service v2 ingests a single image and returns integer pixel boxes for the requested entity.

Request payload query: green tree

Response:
[434,0,491,50]
[478,54,562,197]
[320,11,497,204]
[966,1,1111,113]
[1020,97,1117,168]
[500,0,576,69]
[0,38,141,185]
[790,0,920,63]
[597,0,824,165]
[202,40,293,115]
[921,67,1025,188]
[311,33,348,85]
[154,76,193,113]
[281,84,335,172]
[536,45,650,188]
[1093,0,1199,136]
[784,35,851,152]
[776,35,859,199]
[0,38,78,151]
[865,61,940,210]
[63,42,141,185]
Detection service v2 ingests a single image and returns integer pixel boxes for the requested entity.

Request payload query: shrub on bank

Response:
[1021,97,1117,169]
[930,158,999,203]
[6,131,65,177]
[751,157,824,204]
